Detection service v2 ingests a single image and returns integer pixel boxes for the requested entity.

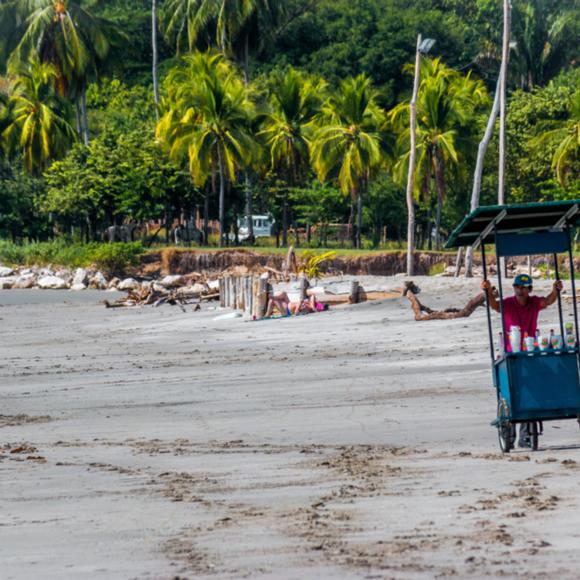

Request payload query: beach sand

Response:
[2,278,580,579]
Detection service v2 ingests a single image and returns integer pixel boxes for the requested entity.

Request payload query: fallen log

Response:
[405,289,485,321]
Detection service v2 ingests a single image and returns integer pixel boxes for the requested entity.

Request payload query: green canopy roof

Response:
[445,200,580,249]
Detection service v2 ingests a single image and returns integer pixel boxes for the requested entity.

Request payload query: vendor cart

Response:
[446,200,580,452]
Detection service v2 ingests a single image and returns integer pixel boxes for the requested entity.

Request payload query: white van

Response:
[237,215,275,241]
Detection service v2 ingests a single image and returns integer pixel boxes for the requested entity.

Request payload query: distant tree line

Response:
[0,0,577,247]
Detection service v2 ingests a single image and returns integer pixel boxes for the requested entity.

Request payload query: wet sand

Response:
[2,277,580,579]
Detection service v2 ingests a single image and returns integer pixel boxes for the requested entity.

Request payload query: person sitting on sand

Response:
[265,291,292,317]
[265,291,328,317]
[481,273,563,447]
[289,294,328,315]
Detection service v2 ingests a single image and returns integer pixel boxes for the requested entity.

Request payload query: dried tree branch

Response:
[405,289,485,321]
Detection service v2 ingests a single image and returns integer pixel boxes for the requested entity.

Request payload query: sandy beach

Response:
[3,277,580,579]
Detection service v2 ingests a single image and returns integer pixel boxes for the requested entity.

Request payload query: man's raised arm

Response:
[481,280,501,313]
[539,280,564,309]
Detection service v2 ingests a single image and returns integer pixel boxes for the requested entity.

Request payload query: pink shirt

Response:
[503,295,543,342]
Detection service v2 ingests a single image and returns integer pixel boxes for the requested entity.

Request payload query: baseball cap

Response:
[513,274,533,287]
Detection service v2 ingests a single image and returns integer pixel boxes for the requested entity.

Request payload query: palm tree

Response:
[310,74,384,249]
[156,51,255,246]
[162,0,285,82]
[532,88,580,186]
[260,68,325,246]
[1,0,119,142]
[512,0,577,90]
[391,59,488,249]
[2,58,76,174]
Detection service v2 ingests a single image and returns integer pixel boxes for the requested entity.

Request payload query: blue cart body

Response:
[493,350,580,422]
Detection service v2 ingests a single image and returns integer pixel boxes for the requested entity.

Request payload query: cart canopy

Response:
[446,200,580,251]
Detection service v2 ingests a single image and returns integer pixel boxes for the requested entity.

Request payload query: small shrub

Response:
[428,261,446,276]
[89,242,144,274]
[299,250,337,278]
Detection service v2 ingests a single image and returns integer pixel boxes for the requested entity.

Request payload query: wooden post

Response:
[299,276,309,302]
[252,278,259,318]
[257,276,269,318]
[349,280,360,304]
[224,276,229,308]
[219,278,224,307]
[228,277,234,309]
[245,277,253,316]
[233,277,239,310]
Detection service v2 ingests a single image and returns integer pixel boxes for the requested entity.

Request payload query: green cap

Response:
[513,274,533,287]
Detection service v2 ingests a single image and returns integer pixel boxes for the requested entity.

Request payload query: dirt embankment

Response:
[140,249,455,277]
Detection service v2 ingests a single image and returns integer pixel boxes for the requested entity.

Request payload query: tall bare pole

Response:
[498,0,511,205]
[406,34,422,276]
[464,74,502,277]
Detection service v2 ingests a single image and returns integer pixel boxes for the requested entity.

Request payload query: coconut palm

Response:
[1,0,119,142]
[260,67,325,246]
[2,58,76,174]
[391,59,488,249]
[310,74,384,249]
[156,51,256,246]
[532,88,580,186]
[512,0,577,90]
[162,0,285,81]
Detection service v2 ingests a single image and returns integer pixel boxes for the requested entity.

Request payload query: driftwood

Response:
[405,287,485,321]
[264,266,288,281]
[284,246,298,277]
[104,283,218,310]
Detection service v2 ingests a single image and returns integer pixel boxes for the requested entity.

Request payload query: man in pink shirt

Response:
[481,274,563,447]
[481,274,562,338]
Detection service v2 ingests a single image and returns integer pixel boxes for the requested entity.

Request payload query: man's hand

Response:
[541,279,564,309]
[480,279,500,312]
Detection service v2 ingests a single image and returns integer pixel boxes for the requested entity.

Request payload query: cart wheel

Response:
[497,401,512,453]
[530,421,539,451]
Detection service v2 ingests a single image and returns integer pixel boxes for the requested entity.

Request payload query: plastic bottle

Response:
[499,331,504,354]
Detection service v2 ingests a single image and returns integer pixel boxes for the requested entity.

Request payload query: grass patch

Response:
[0,240,144,274]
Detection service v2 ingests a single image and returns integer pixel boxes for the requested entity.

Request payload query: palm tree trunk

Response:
[356,191,363,250]
[464,74,502,277]
[245,174,254,244]
[152,0,160,119]
[242,33,250,86]
[81,89,89,145]
[282,191,288,247]
[75,99,82,139]
[204,187,210,245]
[406,34,422,275]
[433,150,445,251]
[217,146,226,247]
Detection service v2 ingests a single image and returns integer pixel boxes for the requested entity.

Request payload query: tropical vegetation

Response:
[0,0,577,254]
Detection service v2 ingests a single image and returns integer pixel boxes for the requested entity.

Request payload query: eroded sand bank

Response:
[2,278,580,579]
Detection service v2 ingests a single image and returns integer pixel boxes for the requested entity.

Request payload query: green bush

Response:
[0,240,144,274]
[90,242,143,274]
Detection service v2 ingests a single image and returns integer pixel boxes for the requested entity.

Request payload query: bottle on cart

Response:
[565,322,576,350]
[498,331,504,354]
[509,326,521,353]
[534,328,540,350]
[524,332,535,353]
